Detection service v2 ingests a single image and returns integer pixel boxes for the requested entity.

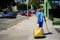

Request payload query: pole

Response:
[27,0,29,19]
[45,21,49,33]
[27,2,29,19]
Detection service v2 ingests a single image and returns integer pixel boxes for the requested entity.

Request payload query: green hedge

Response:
[53,18,60,25]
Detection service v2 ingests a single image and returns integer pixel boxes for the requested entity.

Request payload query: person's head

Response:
[37,7,42,12]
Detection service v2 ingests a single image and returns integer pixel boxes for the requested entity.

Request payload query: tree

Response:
[28,0,40,8]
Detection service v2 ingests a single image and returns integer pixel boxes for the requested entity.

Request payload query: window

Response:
[55,1,58,3]
[52,0,60,9]
[59,1,60,5]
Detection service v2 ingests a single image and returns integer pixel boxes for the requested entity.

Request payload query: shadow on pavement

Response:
[34,36,46,39]
[44,32,53,35]
[55,28,60,33]
[0,28,7,30]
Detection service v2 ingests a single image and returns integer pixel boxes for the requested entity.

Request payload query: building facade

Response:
[44,0,60,25]
[0,0,17,11]
[44,0,52,18]
[44,0,60,18]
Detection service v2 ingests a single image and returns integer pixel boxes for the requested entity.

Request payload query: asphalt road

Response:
[0,15,26,31]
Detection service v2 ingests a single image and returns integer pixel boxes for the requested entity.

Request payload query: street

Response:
[0,15,60,40]
[0,0,60,40]
[0,14,26,31]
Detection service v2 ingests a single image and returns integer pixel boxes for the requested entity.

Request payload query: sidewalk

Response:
[53,25,60,35]
[0,15,60,40]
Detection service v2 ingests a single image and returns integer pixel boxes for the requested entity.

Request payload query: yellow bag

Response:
[33,27,44,37]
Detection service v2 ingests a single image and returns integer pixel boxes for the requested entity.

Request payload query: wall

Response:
[44,0,52,18]
[44,0,48,17]
[12,6,17,11]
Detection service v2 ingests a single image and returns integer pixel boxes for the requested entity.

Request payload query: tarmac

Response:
[0,15,60,40]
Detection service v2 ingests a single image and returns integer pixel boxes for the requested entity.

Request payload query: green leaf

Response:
[28,0,40,8]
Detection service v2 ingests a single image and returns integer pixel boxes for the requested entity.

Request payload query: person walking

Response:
[36,7,46,28]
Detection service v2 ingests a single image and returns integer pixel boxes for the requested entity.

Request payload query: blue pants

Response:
[38,22,43,28]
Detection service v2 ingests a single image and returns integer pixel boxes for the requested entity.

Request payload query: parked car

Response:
[31,10,35,14]
[25,10,31,16]
[20,10,27,15]
[1,11,17,18]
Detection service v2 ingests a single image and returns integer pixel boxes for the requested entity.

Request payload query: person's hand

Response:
[45,19,46,22]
